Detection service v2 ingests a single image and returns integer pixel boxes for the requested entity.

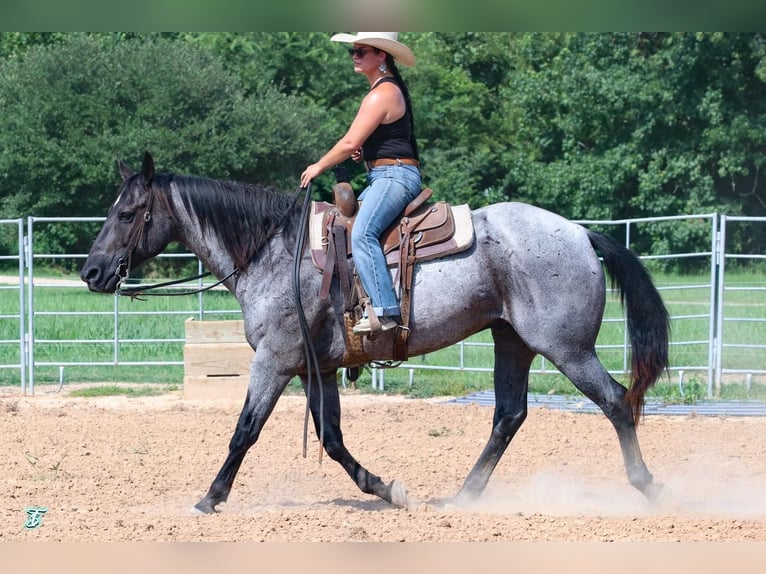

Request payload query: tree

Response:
[493,33,766,263]
[0,32,65,59]
[0,33,332,259]
[407,33,517,206]
[2,33,765,269]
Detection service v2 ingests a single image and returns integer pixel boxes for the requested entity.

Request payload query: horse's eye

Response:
[118,211,134,223]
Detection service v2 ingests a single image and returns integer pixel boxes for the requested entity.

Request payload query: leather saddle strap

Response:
[332,224,355,312]
[319,215,337,300]
[393,219,421,361]
[393,208,432,287]
[319,217,356,314]
[393,242,414,360]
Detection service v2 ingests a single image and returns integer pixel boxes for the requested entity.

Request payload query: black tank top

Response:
[362,78,417,161]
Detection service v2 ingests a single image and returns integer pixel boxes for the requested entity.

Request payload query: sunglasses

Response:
[348,47,376,58]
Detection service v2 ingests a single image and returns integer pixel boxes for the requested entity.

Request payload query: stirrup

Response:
[352,316,398,336]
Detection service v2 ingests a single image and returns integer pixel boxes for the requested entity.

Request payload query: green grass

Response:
[0,279,241,385]
[1,269,764,402]
[341,268,766,402]
[67,384,179,398]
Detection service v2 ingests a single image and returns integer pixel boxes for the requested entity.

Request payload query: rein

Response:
[292,183,325,462]
[117,269,238,300]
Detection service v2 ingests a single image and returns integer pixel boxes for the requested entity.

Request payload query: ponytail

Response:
[386,54,419,161]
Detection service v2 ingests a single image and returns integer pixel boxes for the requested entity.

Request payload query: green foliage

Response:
[507,34,755,214]
[409,33,520,206]
[493,33,766,263]
[0,33,332,261]
[0,32,65,59]
[1,33,765,270]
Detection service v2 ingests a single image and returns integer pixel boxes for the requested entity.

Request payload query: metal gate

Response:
[0,219,26,387]
[714,215,766,394]
[1,214,763,396]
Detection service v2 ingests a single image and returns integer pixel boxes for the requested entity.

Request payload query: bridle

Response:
[113,180,239,300]
[114,183,155,292]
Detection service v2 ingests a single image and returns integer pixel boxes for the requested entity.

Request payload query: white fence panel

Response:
[574,213,719,394]
[0,219,26,388]
[715,215,766,393]
[371,214,764,397]
[21,216,242,394]
[1,213,763,397]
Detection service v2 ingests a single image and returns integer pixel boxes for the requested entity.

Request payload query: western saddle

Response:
[310,178,474,363]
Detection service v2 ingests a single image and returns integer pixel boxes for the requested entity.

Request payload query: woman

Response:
[301,32,421,336]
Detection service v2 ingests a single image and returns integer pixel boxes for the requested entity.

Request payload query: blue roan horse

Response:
[81,152,670,513]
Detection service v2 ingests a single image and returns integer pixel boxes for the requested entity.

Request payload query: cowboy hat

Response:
[330,32,416,67]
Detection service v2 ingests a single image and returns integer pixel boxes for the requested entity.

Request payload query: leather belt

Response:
[365,158,420,170]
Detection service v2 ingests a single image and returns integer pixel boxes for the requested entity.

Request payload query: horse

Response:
[81,152,670,514]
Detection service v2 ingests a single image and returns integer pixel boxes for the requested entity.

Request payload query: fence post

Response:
[26,217,36,395]
[623,221,631,374]
[19,220,27,394]
[714,215,726,397]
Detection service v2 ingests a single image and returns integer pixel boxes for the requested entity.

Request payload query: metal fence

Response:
[0,213,763,396]
[715,215,766,393]
[0,219,26,388]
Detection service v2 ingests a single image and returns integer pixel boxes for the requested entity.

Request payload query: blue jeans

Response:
[351,164,422,318]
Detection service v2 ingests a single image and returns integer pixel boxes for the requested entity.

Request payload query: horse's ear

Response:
[117,159,135,181]
[140,151,155,183]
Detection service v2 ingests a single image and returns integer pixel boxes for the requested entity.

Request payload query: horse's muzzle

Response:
[80,259,122,294]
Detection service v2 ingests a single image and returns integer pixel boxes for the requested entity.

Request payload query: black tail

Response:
[587,230,670,423]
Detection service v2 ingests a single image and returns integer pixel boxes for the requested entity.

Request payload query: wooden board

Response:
[183,318,253,400]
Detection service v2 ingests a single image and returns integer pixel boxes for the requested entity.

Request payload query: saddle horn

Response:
[332,166,357,218]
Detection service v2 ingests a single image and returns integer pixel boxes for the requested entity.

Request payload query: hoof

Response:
[643,482,671,504]
[389,480,411,509]
[193,498,219,515]
[449,489,479,509]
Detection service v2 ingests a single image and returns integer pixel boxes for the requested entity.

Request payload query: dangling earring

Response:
[378,62,387,73]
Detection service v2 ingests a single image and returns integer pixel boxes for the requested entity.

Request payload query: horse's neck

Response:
[169,189,239,283]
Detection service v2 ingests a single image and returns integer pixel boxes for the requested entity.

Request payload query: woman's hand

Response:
[351,148,363,163]
[300,163,324,188]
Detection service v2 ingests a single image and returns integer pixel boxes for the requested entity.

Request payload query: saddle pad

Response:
[309,201,475,271]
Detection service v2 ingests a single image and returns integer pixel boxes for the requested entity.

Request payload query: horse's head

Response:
[81,152,173,293]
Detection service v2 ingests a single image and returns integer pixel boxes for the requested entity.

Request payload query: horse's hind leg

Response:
[301,370,410,508]
[557,354,662,500]
[456,324,535,503]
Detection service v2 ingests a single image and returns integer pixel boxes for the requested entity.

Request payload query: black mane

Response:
[154,172,300,269]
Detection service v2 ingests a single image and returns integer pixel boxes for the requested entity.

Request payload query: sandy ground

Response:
[2,385,766,542]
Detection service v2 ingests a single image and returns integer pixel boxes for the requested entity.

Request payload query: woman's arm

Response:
[300,85,404,187]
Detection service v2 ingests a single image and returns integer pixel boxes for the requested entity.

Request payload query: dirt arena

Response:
[2,385,766,542]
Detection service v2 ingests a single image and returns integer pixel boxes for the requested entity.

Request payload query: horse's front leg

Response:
[194,359,290,514]
[302,370,411,508]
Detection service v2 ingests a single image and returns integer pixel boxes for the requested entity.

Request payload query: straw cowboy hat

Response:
[330,32,416,67]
